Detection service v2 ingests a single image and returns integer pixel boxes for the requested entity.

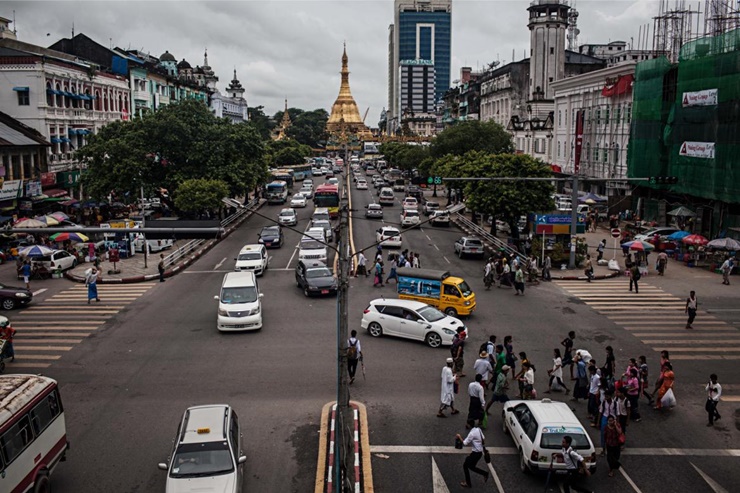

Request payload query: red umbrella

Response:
[682,234,709,246]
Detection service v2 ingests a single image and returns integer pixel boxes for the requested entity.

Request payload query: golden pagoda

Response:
[273,98,292,140]
[326,43,372,141]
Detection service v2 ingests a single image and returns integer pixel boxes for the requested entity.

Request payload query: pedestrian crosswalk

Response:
[553,278,740,361]
[4,284,156,370]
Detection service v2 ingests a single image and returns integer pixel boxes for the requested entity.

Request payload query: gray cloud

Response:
[5,0,666,124]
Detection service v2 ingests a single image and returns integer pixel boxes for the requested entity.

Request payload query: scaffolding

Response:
[704,0,740,36]
[653,0,700,62]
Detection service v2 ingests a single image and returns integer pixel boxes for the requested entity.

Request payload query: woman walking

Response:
[685,290,697,329]
[385,255,398,284]
[373,260,383,287]
[604,416,623,477]
[625,368,642,422]
[85,267,101,304]
[654,362,675,410]
[504,335,517,381]
[546,348,570,394]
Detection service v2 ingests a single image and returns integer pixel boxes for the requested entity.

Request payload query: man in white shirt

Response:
[347,330,362,385]
[438,358,460,418]
[587,366,601,423]
[706,373,722,426]
[473,351,494,387]
[355,252,368,277]
[466,374,485,428]
[455,420,489,487]
[561,436,592,493]
[720,256,732,285]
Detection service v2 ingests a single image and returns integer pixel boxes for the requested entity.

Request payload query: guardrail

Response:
[451,210,526,263]
[162,197,261,268]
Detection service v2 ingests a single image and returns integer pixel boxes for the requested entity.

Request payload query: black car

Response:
[0,282,33,310]
[258,225,284,248]
[295,260,337,297]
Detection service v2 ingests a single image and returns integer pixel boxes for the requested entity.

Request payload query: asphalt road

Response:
[10,166,740,493]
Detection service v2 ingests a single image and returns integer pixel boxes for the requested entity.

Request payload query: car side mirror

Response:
[417,319,425,324]
[158,462,168,471]
[234,258,237,260]
[238,455,247,464]
[259,293,264,298]
[506,408,514,413]
[214,295,219,300]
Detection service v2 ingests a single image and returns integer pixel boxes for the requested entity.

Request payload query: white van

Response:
[234,244,268,276]
[312,207,331,225]
[379,187,395,206]
[299,236,328,263]
[215,271,263,331]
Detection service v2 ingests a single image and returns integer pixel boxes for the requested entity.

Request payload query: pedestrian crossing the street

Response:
[555,277,740,404]
[4,283,156,370]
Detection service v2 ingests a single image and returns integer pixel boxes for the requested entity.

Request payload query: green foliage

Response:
[285,108,329,148]
[378,142,430,172]
[263,139,313,167]
[433,151,555,236]
[174,178,230,214]
[430,120,514,158]
[78,99,265,204]
[247,106,274,140]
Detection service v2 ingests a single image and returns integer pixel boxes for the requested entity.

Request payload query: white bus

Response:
[0,375,68,493]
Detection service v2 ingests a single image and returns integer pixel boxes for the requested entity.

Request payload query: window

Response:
[17,89,29,106]
[605,108,610,123]
[595,109,601,124]
[615,106,621,123]
[550,47,555,55]
[229,412,240,461]
[626,103,632,123]
[594,143,600,163]
[0,415,34,465]
[557,140,561,157]
[443,285,460,297]
[558,110,562,126]
[378,305,404,318]
[46,83,54,107]
[586,143,591,160]
[30,390,62,435]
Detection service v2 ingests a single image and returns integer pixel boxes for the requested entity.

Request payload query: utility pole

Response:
[569,175,579,269]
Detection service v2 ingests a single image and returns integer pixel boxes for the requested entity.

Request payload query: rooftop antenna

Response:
[12,9,16,35]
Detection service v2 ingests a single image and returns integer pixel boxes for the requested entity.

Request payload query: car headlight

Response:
[218,307,229,316]
[252,305,261,315]
[15,293,29,298]
[464,301,471,306]
[308,285,319,290]
[442,328,455,335]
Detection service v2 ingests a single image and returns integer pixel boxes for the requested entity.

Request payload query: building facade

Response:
[211,70,249,123]
[388,0,451,130]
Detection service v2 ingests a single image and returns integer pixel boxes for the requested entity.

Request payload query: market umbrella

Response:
[15,218,47,228]
[584,198,597,205]
[683,234,709,246]
[623,240,655,251]
[50,232,89,243]
[19,245,55,257]
[667,206,696,217]
[49,212,69,221]
[34,215,60,226]
[707,238,740,250]
[667,231,690,241]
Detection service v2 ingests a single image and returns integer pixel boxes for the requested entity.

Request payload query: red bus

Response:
[314,184,340,218]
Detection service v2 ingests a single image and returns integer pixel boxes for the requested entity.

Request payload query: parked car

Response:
[400,209,421,228]
[429,210,450,226]
[502,399,597,475]
[258,225,284,248]
[33,250,77,272]
[376,226,402,248]
[454,236,485,258]
[366,203,384,219]
[360,298,466,348]
[295,260,337,297]
[278,208,297,226]
[290,193,307,208]
[0,282,33,310]
[634,227,680,241]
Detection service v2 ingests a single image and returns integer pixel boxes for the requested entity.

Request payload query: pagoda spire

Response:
[326,43,371,140]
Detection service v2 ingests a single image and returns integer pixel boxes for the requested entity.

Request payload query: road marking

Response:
[13,338,83,344]
[8,355,60,360]
[486,461,506,493]
[431,457,450,493]
[632,333,740,337]
[17,332,92,337]
[426,235,432,241]
[670,355,740,360]
[10,323,100,327]
[32,288,47,296]
[691,462,729,493]
[641,340,740,345]
[13,345,73,351]
[24,306,126,310]
[6,363,50,368]
[443,256,450,264]
[706,309,740,312]
[620,468,643,493]
[434,245,440,251]
[652,347,740,352]
[369,445,740,457]
[183,270,230,274]
[214,257,227,270]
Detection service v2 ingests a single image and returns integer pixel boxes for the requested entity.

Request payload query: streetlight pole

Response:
[141,184,147,269]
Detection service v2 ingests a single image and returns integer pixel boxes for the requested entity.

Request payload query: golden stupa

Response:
[326,44,372,140]
[273,98,292,141]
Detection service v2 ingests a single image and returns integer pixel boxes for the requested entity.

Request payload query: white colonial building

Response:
[211,70,249,123]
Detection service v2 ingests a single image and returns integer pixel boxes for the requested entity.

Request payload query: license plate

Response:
[264,242,272,246]
[321,290,329,294]
[470,249,477,252]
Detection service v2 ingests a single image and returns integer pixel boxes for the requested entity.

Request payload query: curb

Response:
[64,200,264,284]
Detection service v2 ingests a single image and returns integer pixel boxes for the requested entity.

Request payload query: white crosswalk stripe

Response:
[4,284,155,369]
[554,277,740,398]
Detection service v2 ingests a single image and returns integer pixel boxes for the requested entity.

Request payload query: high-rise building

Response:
[388,0,451,132]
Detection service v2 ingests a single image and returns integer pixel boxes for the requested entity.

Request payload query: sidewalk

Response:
[64,199,265,284]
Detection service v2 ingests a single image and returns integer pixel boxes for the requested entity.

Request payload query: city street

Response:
[2,170,738,492]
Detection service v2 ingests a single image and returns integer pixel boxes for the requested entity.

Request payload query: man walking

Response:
[513,264,525,295]
[483,258,494,290]
[473,350,493,388]
[685,290,698,329]
[597,239,606,261]
[355,251,368,277]
[347,330,362,385]
[451,327,466,377]
[158,254,166,283]
[542,254,552,282]
[456,420,489,487]
[629,262,641,293]
[438,358,460,417]
[385,255,398,284]
[21,260,31,290]
[486,365,510,413]
[0,318,16,363]
[584,254,594,282]
[720,255,732,285]
[561,330,576,379]
[562,436,592,493]
[466,374,486,428]
[706,373,722,426]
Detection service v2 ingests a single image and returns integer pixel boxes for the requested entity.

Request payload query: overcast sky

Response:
[7,1,669,123]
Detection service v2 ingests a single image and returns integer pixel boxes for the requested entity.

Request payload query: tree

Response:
[430,120,514,158]
[378,142,430,172]
[263,139,313,167]
[287,109,329,148]
[434,151,555,237]
[174,178,230,216]
[247,106,274,140]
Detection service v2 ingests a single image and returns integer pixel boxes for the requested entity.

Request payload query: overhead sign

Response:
[679,141,715,159]
[400,59,434,66]
[0,180,23,201]
[682,89,718,107]
[535,214,585,235]
[611,228,621,238]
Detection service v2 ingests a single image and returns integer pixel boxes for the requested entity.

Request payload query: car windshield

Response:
[292,194,304,200]
[261,227,278,236]
[306,268,333,279]
[405,211,419,217]
[540,430,591,450]
[280,211,294,217]
[466,240,483,247]
[458,281,472,297]
[314,221,330,229]
[369,205,381,210]
[417,305,446,322]
[170,441,234,478]
[383,229,400,237]
[220,286,258,304]
[301,240,323,250]
[427,203,439,209]
[237,252,261,261]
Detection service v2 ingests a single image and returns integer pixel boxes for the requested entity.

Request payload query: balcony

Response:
[134,90,150,101]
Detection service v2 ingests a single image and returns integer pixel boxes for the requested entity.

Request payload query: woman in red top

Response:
[604,415,623,477]
[0,318,16,362]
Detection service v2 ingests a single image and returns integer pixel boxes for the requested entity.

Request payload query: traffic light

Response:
[648,176,678,185]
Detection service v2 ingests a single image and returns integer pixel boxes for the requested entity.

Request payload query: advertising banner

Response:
[574,110,584,174]
[679,141,715,159]
[397,275,441,299]
[25,180,42,197]
[682,89,718,107]
[0,180,23,201]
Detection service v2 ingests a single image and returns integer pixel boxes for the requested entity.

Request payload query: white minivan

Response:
[379,187,395,206]
[234,244,268,276]
[215,271,263,331]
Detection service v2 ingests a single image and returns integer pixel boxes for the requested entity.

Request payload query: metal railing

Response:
[162,197,261,268]
[451,210,526,263]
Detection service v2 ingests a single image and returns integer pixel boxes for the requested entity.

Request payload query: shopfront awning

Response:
[50,137,62,143]
[60,137,71,143]
[46,88,61,95]
[44,189,69,198]
[12,87,29,92]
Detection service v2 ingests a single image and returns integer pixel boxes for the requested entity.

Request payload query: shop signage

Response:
[679,141,715,159]
[25,180,42,197]
[573,110,584,174]
[0,180,23,201]
[41,172,57,187]
[682,89,718,107]
[59,170,81,188]
[18,198,33,211]
[535,214,585,235]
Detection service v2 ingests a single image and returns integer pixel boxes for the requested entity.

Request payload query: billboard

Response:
[397,275,441,299]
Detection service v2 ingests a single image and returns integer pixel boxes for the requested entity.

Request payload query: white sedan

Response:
[361,299,466,348]
[356,180,368,190]
[502,399,597,475]
[375,226,402,248]
[290,193,307,208]
[278,208,297,226]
